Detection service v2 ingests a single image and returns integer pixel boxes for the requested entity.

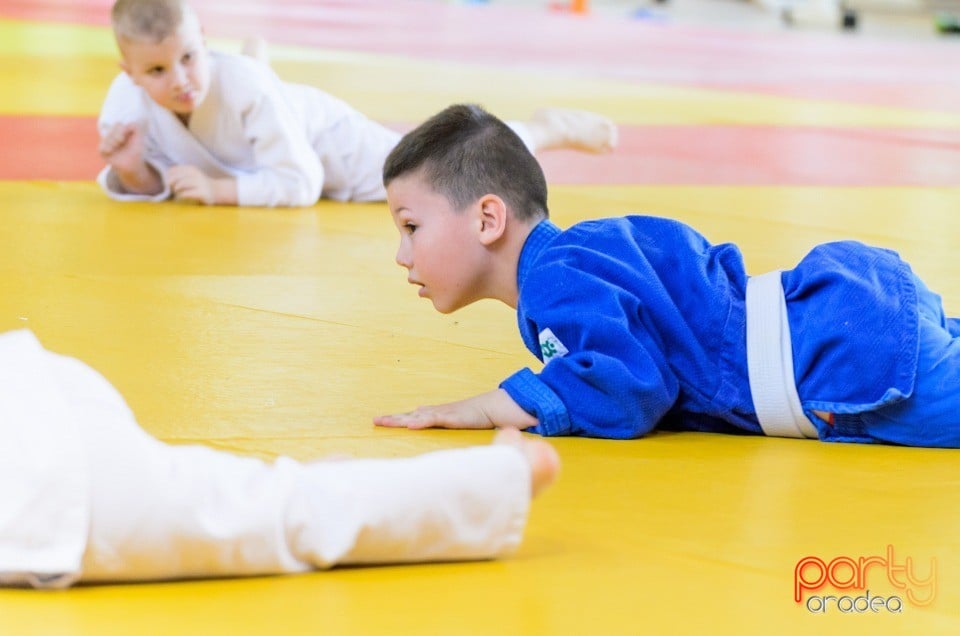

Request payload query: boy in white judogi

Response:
[0,329,559,588]
[97,0,618,207]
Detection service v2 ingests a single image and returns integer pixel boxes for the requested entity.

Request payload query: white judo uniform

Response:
[97,51,538,207]
[97,51,402,206]
[0,330,531,588]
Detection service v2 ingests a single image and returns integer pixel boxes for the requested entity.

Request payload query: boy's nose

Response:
[171,64,188,87]
[395,244,412,269]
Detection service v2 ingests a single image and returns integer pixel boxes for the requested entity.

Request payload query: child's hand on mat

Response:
[374,389,538,431]
[167,166,237,205]
[167,165,215,204]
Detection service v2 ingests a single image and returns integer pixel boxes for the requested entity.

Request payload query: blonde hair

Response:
[111,0,198,43]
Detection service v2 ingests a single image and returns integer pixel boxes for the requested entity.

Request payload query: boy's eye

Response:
[147,66,164,76]
[404,223,417,234]
[182,52,192,64]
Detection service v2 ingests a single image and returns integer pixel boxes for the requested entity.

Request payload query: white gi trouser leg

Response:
[344,120,536,203]
[0,331,530,586]
[505,121,538,155]
[745,271,818,439]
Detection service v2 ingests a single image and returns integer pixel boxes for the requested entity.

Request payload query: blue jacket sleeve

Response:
[500,261,679,439]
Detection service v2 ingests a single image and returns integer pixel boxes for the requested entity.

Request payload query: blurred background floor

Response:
[458,0,957,37]
[0,0,959,634]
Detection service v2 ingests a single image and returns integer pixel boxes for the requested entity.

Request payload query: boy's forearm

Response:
[110,163,164,196]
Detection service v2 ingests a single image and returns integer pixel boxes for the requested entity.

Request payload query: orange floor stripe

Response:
[0,115,99,180]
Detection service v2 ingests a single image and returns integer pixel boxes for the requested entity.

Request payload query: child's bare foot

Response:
[494,428,560,497]
[241,35,269,64]
[527,107,618,154]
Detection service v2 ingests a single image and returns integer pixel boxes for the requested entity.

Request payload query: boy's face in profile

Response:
[118,20,210,118]
[387,172,491,314]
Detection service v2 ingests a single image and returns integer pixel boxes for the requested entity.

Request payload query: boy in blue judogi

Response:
[375,103,960,448]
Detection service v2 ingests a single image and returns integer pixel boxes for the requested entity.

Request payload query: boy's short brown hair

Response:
[111,0,196,43]
[383,104,549,223]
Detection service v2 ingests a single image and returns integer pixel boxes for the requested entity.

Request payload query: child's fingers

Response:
[373,411,443,429]
[173,184,202,202]
[169,175,195,197]
[102,123,133,144]
[99,124,141,159]
[167,168,194,194]
[175,173,215,203]
[373,413,430,429]
[115,122,139,146]
[166,165,198,184]
[98,131,126,156]
[372,415,399,427]
[103,122,126,139]
[374,407,491,430]
[171,178,212,205]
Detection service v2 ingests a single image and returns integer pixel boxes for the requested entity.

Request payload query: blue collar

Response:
[517,219,561,287]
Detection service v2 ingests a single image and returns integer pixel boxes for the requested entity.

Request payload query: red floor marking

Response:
[4,114,960,186]
[4,0,960,111]
[0,0,111,25]
[540,125,960,186]
[0,115,100,180]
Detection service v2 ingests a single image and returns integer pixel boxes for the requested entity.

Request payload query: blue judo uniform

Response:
[499,216,960,447]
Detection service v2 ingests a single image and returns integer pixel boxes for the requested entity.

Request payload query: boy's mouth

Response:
[408,278,427,296]
[175,89,197,104]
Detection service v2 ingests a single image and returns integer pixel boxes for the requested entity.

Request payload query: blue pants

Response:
[828,274,960,447]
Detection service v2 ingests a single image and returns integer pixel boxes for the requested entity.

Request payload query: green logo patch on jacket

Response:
[538,328,569,361]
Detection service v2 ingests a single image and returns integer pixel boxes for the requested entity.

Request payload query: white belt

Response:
[745,271,818,439]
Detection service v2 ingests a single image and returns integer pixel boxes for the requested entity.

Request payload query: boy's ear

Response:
[476,194,508,246]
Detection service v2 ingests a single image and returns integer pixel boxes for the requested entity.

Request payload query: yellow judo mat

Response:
[1,0,959,633]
